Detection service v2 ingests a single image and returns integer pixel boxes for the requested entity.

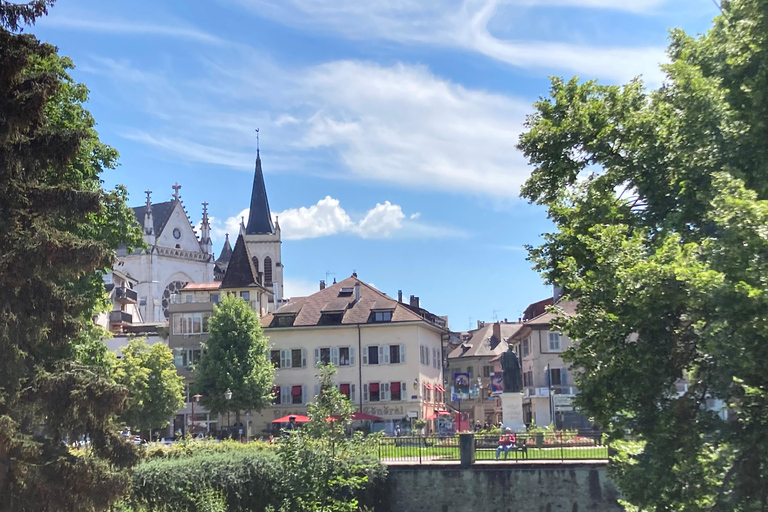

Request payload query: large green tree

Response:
[0,2,143,510]
[518,1,768,510]
[115,338,185,438]
[194,294,274,427]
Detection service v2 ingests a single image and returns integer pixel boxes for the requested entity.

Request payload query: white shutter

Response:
[400,344,406,364]
[302,385,307,404]
[331,347,339,366]
[362,347,368,365]
[350,347,355,366]
[379,346,385,365]
[350,384,356,403]
[382,382,390,401]
[363,384,369,402]
[402,382,408,401]
[301,348,307,367]
[281,386,290,405]
[314,348,320,366]
[281,350,290,369]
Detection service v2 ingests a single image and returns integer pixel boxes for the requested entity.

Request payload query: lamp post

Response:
[190,394,202,437]
[224,388,232,437]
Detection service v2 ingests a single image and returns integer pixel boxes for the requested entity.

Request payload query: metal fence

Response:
[375,431,610,464]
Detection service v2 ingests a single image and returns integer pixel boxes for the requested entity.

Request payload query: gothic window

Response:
[161,280,188,319]
[252,256,259,275]
[264,256,273,286]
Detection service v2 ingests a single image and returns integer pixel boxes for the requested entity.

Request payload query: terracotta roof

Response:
[262,276,442,328]
[524,300,578,326]
[447,322,523,359]
[132,200,175,237]
[182,282,221,291]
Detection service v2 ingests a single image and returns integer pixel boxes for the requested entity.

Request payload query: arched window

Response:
[264,256,273,286]
[251,256,259,277]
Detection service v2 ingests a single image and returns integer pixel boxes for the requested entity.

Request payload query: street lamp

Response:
[190,394,202,437]
[224,389,232,437]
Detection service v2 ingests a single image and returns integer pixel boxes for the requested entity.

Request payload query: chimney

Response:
[492,322,501,343]
[504,318,508,323]
[410,295,419,309]
[320,280,326,290]
[398,290,403,302]
[354,282,361,302]
[553,284,565,301]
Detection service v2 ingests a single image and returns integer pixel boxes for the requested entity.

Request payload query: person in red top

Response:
[496,428,516,459]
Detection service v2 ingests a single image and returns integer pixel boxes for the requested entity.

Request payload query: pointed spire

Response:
[245,149,275,235]
[216,233,233,264]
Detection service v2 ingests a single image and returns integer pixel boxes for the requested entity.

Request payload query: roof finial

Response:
[145,190,152,208]
[255,127,259,156]
[202,201,209,222]
[172,182,181,201]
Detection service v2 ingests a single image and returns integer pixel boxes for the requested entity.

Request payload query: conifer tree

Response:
[0,2,143,510]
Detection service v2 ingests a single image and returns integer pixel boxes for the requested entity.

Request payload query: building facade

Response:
[118,184,216,324]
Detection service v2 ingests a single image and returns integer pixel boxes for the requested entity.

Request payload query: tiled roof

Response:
[262,276,439,328]
[132,200,175,236]
[183,282,221,291]
[220,234,260,289]
[524,300,578,326]
[447,322,524,359]
[216,234,233,264]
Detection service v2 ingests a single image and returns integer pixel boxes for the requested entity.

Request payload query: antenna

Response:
[492,309,501,322]
[468,317,473,330]
[325,271,335,283]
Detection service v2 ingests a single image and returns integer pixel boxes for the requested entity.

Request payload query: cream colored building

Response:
[95,269,144,334]
[506,300,591,429]
[446,321,523,427]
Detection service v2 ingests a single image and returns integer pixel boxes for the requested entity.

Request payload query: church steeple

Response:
[245,149,275,235]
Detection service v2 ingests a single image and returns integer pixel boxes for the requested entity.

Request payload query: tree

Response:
[306,363,355,443]
[194,294,274,428]
[115,338,185,438]
[0,3,143,510]
[517,1,768,510]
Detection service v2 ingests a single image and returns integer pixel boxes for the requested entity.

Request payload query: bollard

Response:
[459,432,475,468]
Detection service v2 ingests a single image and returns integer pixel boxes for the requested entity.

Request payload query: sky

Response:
[33,0,718,330]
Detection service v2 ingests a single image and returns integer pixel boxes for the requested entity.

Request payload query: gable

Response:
[155,201,202,252]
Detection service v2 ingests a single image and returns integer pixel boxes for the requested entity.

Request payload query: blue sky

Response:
[34,0,717,330]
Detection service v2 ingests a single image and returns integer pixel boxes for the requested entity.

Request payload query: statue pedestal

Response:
[500,392,525,433]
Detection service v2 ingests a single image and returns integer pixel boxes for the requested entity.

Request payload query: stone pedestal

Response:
[500,392,525,433]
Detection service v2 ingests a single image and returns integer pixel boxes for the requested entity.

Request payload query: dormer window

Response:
[272,314,296,327]
[320,312,344,325]
[338,287,354,296]
[371,310,393,323]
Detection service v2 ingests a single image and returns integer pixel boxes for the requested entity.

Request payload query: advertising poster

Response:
[490,372,503,395]
[454,372,470,400]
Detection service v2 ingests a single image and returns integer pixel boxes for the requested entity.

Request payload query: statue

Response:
[500,348,522,393]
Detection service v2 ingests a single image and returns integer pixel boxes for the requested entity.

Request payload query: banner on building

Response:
[490,372,503,394]
[454,372,470,400]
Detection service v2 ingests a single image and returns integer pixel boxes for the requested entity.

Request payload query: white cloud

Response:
[211,197,464,241]
[233,0,667,84]
[41,16,227,44]
[283,278,322,298]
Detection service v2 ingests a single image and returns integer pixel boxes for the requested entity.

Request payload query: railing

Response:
[373,431,611,464]
[114,286,138,303]
[109,310,133,324]
[524,386,578,397]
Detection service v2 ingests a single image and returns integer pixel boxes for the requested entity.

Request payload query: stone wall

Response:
[382,463,621,512]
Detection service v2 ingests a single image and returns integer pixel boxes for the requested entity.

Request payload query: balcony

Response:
[114,286,138,304]
[109,310,133,324]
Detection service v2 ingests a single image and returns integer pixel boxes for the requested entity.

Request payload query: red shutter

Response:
[340,383,351,397]
[390,382,401,393]
[369,383,379,393]
[292,385,302,397]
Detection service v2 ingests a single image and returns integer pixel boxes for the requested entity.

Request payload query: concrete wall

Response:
[383,463,621,512]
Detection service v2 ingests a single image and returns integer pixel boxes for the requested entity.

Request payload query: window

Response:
[523,370,533,387]
[369,383,380,402]
[271,350,280,368]
[172,313,212,335]
[139,297,147,307]
[549,368,562,387]
[320,348,331,365]
[522,338,530,357]
[390,381,406,401]
[372,310,392,322]
[320,312,343,325]
[274,315,295,327]
[339,347,351,366]
[184,294,194,303]
[241,291,250,301]
[366,346,379,365]
[291,349,303,368]
[272,386,280,405]
[175,349,201,369]
[390,345,401,364]
[337,383,356,402]
[264,256,273,286]
[291,385,303,405]
[548,332,561,352]
[210,294,220,304]
[433,348,440,368]
[419,345,430,366]
[252,257,259,275]
[483,365,492,378]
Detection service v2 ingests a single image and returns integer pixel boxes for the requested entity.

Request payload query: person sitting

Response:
[496,428,516,460]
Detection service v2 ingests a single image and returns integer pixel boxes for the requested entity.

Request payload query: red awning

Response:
[369,383,379,393]
[436,385,445,392]
[425,383,432,389]
[291,385,302,396]
[425,410,452,420]
[391,382,401,393]
[272,415,310,423]
[327,411,383,422]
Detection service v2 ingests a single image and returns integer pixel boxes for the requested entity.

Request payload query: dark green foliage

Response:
[517,1,768,511]
[194,294,274,420]
[0,5,142,510]
[129,443,387,512]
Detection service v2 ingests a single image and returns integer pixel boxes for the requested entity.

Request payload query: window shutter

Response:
[350,347,355,366]
[400,344,406,364]
[314,385,320,399]
[402,382,407,400]
[302,385,307,404]
[562,368,568,387]
[382,382,390,401]
[379,346,386,364]
[331,347,339,366]
[301,348,307,367]
[281,350,290,369]
[362,348,368,365]
[281,386,290,405]
[363,384,369,402]
[426,346,430,366]
[350,384,356,403]
[314,348,320,366]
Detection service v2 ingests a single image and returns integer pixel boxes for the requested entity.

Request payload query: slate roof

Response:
[447,322,524,359]
[245,152,275,235]
[262,276,442,328]
[216,234,233,264]
[220,234,264,289]
[132,200,175,236]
